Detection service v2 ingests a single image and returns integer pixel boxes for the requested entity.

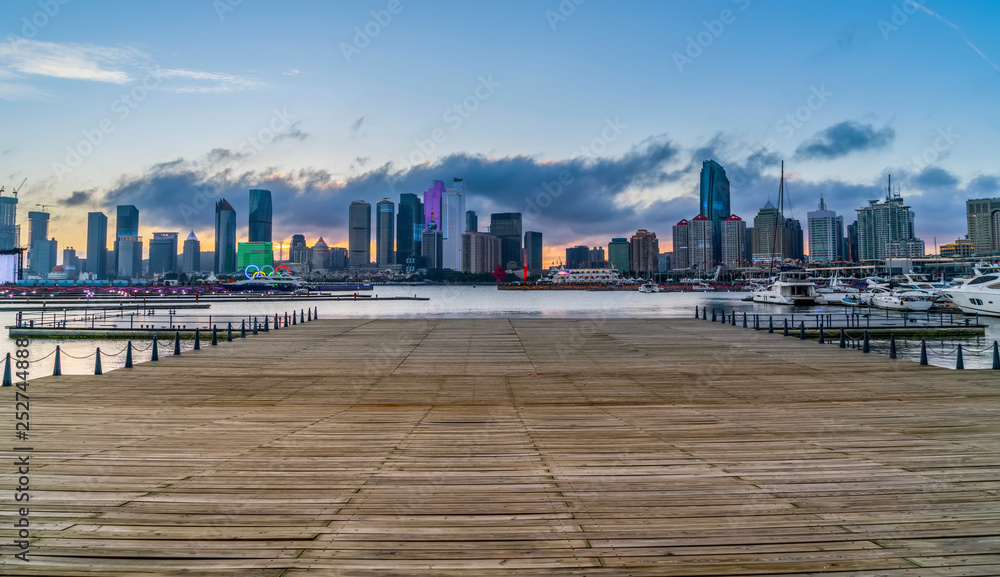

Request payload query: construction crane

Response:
[35,204,54,212]
[12,178,26,197]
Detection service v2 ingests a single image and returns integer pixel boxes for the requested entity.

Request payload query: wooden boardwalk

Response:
[2,318,999,575]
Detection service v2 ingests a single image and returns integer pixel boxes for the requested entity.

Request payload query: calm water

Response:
[3,286,997,374]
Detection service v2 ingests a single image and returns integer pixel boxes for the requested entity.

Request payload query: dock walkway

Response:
[2,318,999,575]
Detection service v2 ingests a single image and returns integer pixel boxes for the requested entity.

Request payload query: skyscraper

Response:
[856,183,924,260]
[785,218,804,261]
[116,205,139,237]
[489,212,522,267]
[629,229,659,277]
[441,178,466,270]
[807,196,844,264]
[376,198,395,267]
[290,234,307,264]
[461,231,501,274]
[396,193,422,266]
[85,212,108,279]
[524,231,543,273]
[422,229,443,269]
[423,180,445,233]
[148,232,179,276]
[311,237,331,270]
[721,214,747,267]
[349,200,371,267]
[466,210,478,233]
[672,220,690,270]
[0,191,17,250]
[565,245,589,268]
[214,199,237,274]
[752,201,785,263]
[114,205,141,278]
[248,189,272,243]
[699,160,730,264]
[27,211,51,274]
[181,231,201,273]
[608,237,630,273]
[966,197,1000,256]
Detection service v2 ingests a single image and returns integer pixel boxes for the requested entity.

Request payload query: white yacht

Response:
[869,287,934,312]
[752,272,828,306]
[942,272,1000,316]
[638,282,661,293]
[543,268,623,285]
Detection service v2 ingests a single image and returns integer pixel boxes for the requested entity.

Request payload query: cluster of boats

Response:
[746,264,1000,315]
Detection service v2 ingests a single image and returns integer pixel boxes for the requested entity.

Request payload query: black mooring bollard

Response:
[768,316,773,333]
[125,341,133,368]
[920,339,928,365]
[285,312,289,327]
[956,344,964,370]
[211,326,218,346]
[226,322,233,342]
[53,345,62,375]
[308,308,312,321]
[799,322,806,340]
[783,319,788,336]
[742,312,747,328]
[241,320,246,338]
[818,323,825,344]
[174,331,181,355]
[3,353,11,386]
[293,311,297,325]
[702,307,707,320]
[264,316,270,332]
[993,341,1000,370]
[274,313,280,330]
[889,334,897,359]
[314,306,318,320]
[754,314,760,331]
[695,305,699,318]
[253,318,258,335]
[711,309,717,322]
[94,347,102,375]
[301,309,305,323]
[862,330,870,353]
[151,336,159,361]
[839,327,846,348]
[194,328,201,350]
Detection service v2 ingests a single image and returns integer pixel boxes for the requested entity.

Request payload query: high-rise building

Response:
[397,193,422,266]
[311,237,331,270]
[658,252,671,272]
[349,200,371,267]
[589,247,606,265]
[461,231,501,274]
[0,192,17,250]
[856,184,923,261]
[27,211,52,275]
[181,231,201,273]
[290,234,307,264]
[807,196,844,264]
[422,229,443,270]
[786,218,804,261]
[689,215,714,271]
[376,198,395,267]
[608,237,630,273]
[148,232,179,276]
[114,205,141,278]
[629,229,659,277]
[565,245,590,268]
[752,201,786,263]
[423,181,445,233]
[940,237,974,258]
[524,231,543,273]
[85,212,108,279]
[214,199,237,274]
[846,221,859,262]
[721,214,747,267]
[466,210,478,233]
[248,189,272,243]
[62,247,78,269]
[699,160,730,264]
[489,212,522,267]
[966,197,1000,256]
[441,178,466,270]
[672,220,690,270]
[330,246,348,269]
[237,242,274,270]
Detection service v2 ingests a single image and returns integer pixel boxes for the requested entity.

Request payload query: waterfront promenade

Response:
[2,318,999,575]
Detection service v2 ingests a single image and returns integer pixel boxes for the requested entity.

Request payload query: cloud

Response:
[272,121,309,143]
[913,166,960,189]
[350,116,365,137]
[282,68,300,76]
[60,190,93,206]
[910,1,1000,74]
[967,175,1000,196]
[795,121,895,160]
[154,68,266,93]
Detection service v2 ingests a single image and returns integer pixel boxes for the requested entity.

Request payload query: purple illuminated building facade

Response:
[423,180,445,232]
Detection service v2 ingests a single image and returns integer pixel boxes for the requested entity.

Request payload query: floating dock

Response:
[1,318,998,575]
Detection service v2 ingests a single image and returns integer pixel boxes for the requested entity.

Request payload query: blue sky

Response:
[2,0,999,264]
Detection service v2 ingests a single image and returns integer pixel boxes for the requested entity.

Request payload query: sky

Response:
[2,0,999,266]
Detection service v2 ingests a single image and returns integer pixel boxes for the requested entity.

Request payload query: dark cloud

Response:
[913,166,960,189]
[273,120,308,143]
[60,190,92,206]
[966,175,1000,196]
[350,116,365,137]
[795,121,895,160]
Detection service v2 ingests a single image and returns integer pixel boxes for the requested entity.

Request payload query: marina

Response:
[2,317,999,575]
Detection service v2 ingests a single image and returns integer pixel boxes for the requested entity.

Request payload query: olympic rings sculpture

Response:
[244,264,291,279]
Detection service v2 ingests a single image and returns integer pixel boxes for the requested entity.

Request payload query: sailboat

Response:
[751,162,827,306]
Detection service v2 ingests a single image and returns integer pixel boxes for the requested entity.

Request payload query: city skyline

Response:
[3,1,999,265]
